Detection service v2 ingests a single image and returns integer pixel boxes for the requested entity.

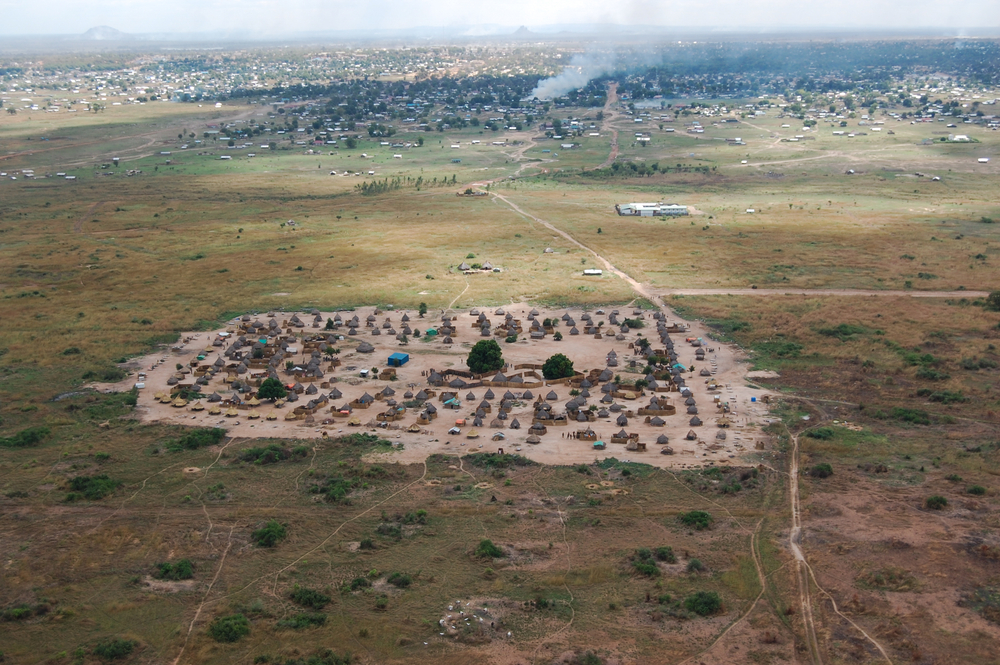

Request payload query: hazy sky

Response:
[0,0,997,36]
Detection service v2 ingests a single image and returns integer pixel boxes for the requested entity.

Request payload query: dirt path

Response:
[596,83,620,170]
[786,422,822,665]
[660,288,989,298]
[785,409,894,664]
[491,192,658,305]
[74,201,102,233]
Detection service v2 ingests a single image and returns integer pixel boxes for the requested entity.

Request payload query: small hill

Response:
[512,26,534,37]
[81,26,131,41]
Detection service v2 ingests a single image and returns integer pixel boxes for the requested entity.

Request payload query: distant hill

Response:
[80,26,132,41]
[512,26,534,37]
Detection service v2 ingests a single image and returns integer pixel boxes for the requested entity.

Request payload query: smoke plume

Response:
[530,51,617,100]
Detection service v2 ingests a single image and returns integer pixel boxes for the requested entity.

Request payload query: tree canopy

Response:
[542,353,575,380]
[258,378,288,401]
[467,339,504,374]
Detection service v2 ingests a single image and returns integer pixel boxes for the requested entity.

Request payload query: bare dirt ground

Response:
[115,303,775,470]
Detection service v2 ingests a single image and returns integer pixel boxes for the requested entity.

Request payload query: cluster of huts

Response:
[153,305,733,456]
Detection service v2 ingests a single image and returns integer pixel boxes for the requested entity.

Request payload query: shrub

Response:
[809,463,833,479]
[857,567,917,592]
[945,474,963,482]
[67,474,122,500]
[251,520,287,547]
[349,577,371,591]
[655,546,676,563]
[208,614,251,642]
[925,495,948,510]
[679,510,713,530]
[805,428,835,440]
[290,587,330,609]
[968,485,987,496]
[155,559,194,581]
[687,558,705,573]
[475,539,505,558]
[374,595,388,610]
[0,426,51,449]
[632,561,660,577]
[238,444,293,465]
[359,538,375,550]
[277,612,326,629]
[93,638,138,661]
[387,572,412,588]
[165,427,226,452]
[684,591,722,616]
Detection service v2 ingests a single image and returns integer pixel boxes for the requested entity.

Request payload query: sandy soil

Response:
[108,303,775,470]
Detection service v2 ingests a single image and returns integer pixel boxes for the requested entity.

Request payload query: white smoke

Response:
[530,51,617,100]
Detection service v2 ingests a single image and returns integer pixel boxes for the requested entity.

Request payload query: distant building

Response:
[615,202,688,217]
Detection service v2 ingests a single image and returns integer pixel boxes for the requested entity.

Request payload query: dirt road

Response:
[660,288,989,298]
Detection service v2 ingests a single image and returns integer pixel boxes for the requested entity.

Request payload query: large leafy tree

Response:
[257,377,288,401]
[467,339,504,374]
[542,353,574,380]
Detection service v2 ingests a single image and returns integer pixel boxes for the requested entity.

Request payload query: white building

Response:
[615,202,688,217]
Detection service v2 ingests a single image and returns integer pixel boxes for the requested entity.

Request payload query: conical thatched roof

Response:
[616,414,628,426]
[656,434,670,444]
[357,341,375,353]
[526,434,541,444]
[690,417,702,426]
[510,418,521,429]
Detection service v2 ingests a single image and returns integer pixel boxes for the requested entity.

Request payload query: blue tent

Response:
[387,352,410,367]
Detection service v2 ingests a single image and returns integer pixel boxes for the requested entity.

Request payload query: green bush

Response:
[475,539,505,558]
[387,572,412,588]
[684,591,722,616]
[655,546,677,563]
[251,520,287,547]
[968,485,987,496]
[93,638,138,661]
[374,595,389,610]
[290,586,330,609]
[238,444,297,465]
[809,463,833,479]
[276,612,326,629]
[208,614,251,642]
[817,323,867,341]
[679,510,713,530]
[687,558,705,573]
[0,426,51,449]
[165,427,226,452]
[805,428,835,440]
[349,577,371,591]
[155,559,194,581]
[632,561,660,577]
[67,474,122,500]
[925,495,948,510]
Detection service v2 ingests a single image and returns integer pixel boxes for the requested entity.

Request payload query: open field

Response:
[2,49,1000,665]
